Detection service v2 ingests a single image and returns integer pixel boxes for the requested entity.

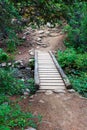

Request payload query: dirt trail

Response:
[15,25,87,130]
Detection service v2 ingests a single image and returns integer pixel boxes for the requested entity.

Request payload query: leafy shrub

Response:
[57,48,76,68]
[28,78,36,94]
[57,48,87,71]
[57,48,87,97]
[0,68,25,95]
[65,1,87,52]
[69,72,87,97]
[0,103,40,130]
[0,49,8,62]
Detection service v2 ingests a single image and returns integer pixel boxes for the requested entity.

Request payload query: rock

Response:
[24,31,30,35]
[37,37,42,42]
[29,59,34,63]
[47,22,54,28]
[26,88,30,93]
[37,90,46,93]
[21,78,25,82]
[23,91,29,96]
[29,51,34,56]
[53,89,66,93]
[18,52,22,55]
[1,62,6,67]
[36,46,40,49]
[45,90,53,95]
[30,95,34,99]
[42,44,48,48]
[29,49,34,56]
[26,67,31,71]
[39,100,45,104]
[22,36,26,40]
[25,127,36,130]
[68,89,75,93]
[36,42,43,45]
[39,35,44,38]
[38,30,44,34]
[45,31,50,35]
[3,102,9,105]
[14,60,25,69]
[8,62,12,66]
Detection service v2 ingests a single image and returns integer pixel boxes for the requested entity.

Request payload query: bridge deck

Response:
[35,51,67,90]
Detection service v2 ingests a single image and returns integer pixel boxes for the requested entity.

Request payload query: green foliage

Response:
[69,72,87,97]
[65,1,87,52]
[0,68,25,95]
[0,102,40,130]
[57,48,87,97]
[57,48,76,68]
[0,49,8,62]
[0,0,21,52]
[28,78,36,94]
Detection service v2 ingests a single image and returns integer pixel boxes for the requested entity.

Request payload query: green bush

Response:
[57,48,87,97]
[0,103,40,130]
[57,48,76,68]
[0,68,25,95]
[69,72,87,97]
[0,49,8,62]
[57,48,87,71]
[28,78,36,94]
[65,1,87,52]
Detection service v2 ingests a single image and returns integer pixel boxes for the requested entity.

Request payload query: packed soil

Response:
[11,92,87,130]
[13,24,87,130]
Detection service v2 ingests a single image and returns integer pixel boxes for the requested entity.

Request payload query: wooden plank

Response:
[49,51,72,89]
[39,77,62,80]
[40,82,65,86]
[40,79,64,83]
[40,86,65,89]
[39,72,59,74]
[34,51,40,89]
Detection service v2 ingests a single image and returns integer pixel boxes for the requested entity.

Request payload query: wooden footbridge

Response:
[35,51,71,90]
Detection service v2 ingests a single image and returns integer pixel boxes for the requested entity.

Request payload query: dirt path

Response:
[15,25,87,130]
[15,25,66,63]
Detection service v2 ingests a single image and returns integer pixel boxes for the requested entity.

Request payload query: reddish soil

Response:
[10,25,87,130]
[10,92,87,130]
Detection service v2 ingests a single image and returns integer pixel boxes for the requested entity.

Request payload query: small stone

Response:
[30,95,34,99]
[36,46,40,49]
[39,35,44,38]
[39,100,45,104]
[21,78,25,82]
[37,37,42,42]
[25,127,36,130]
[68,89,75,93]
[29,49,34,56]
[3,102,9,105]
[8,62,12,66]
[2,62,6,67]
[29,59,34,62]
[45,90,53,95]
[18,52,22,55]
[37,90,46,93]
[36,42,43,45]
[38,30,44,34]
[24,31,30,35]
[26,67,31,71]
[29,51,34,56]
[26,88,30,93]
[42,44,47,48]
[45,31,50,35]
[23,91,29,96]
[22,36,26,40]
[47,22,54,28]
[53,89,66,93]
